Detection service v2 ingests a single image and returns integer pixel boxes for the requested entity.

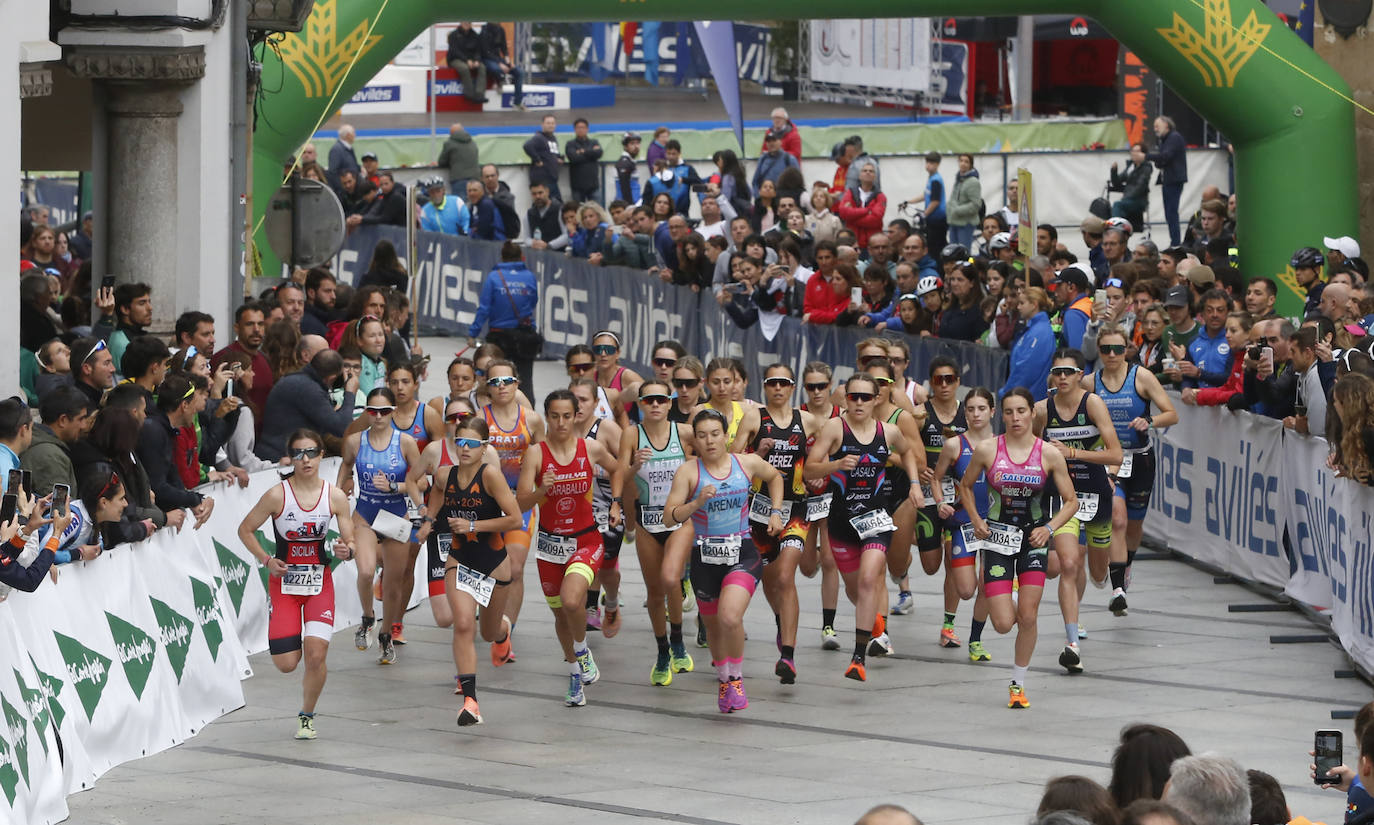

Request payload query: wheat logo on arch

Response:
[278,0,384,99]
[1157,0,1271,88]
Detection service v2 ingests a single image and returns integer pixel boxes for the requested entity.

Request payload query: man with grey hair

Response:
[766,106,801,162]
[853,804,922,825]
[1164,753,1250,825]
[327,124,360,186]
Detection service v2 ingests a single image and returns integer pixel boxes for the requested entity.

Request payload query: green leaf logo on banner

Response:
[104,612,157,701]
[149,598,193,683]
[189,577,224,662]
[0,694,28,787]
[0,731,18,806]
[11,671,49,756]
[326,528,343,571]
[53,631,111,722]
[254,530,275,594]
[214,538,251,615]
[27,656,65,729]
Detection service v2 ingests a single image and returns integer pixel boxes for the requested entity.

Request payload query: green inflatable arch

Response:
[254,0,1356,316]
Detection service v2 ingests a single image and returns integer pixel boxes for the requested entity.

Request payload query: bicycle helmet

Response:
[1104,217,1134,235]
[1290,246,1325,270]
[940,243,969,264]
[916,274,944,296]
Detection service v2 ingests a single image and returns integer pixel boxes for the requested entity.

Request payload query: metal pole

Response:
[428,25,437,162]
[1013,16,1033,122]
[230,0,248,299]
[408,182,419,347]
[290,173,301,275]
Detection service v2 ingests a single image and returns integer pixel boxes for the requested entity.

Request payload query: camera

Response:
[1248,344,1264,361]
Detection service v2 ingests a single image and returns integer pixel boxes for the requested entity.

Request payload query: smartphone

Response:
[1260,347,1274,373]
[1315,729,1343,785]
[1248,344,1265,362]
[690,183,710,193]
[224,378,235,398]
[850,287,864,305]
[0,494,16,525]
[1295,404,1308,418]
[21,470,31,499]
[51,484,69,518]
[101,274,116,290]
[6,469,20,496]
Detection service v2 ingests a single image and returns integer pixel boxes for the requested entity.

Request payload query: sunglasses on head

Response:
[182,346,199,369]
[846,392,876,403]
[932,373,958,386]
[445,410,474,423]
[653,357,678,368]
[290,446,323,460]
[639,394,671,405]
[672,378,700,389]
[1049,366,1082,377]
[487,376,518,387]
[1099,344,1127,355]
[568,361,594,373]
[591,344,618,356]
[763,377,795,388]
[474,367,486,377]
[365,405,395,415]
[83,339,108,364]
[99,470,122,499]
[454,437,486,449]
[804,382,829,392]
[869,376,894,386]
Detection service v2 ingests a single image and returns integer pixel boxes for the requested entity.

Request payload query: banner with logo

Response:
[809,19,931,92]
[0,613,68,825]
[1142,403,1289,589]
[331,226,1012,398]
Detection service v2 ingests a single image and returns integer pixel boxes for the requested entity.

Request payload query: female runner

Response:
[619,380,698,684]
[427,356,478,420]
[591,331,644,418]
[669,357,706,424]
[960,388,1078,708]
[804,374,922,682]
[570,377,625,635]
[415,417,522,727]
[566,345,620,421]
[383,361,444,642]
[663,409,784,713]
[338,387,424,665]
[929,388,996,662]
[619,339,688,425]
[913,356,968,645]
[799,361,842,650]
[695,357,748,445]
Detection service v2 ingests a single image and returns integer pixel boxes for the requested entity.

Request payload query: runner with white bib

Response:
[805,374,923,683]
[960,388,1079,709]
[1035,348,1122,675]
[662,408,784,714]
[570,377,625,636]
[798,361,843,651]
[238,429,355,740]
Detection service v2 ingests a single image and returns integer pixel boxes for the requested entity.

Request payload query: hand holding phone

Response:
[6,469,21,497]
[1315,729,1343,786]
[51,484,70,518]
[0,494,17,527]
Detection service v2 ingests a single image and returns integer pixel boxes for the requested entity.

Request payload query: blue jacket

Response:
[653,222,677,269]
[752,151,799,195]
[421,196,470,235]
[571,223,608,259]
[667,164,704,214]
[1002,311,1054,401]
[470,262,538,337]
[1187,324,1231,387]
[1060,302,1091,352]
[469,196,506,241]
[925,172,946,221]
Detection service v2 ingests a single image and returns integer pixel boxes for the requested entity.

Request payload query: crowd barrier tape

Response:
[0,458,430,825]
[1143,399,1374,675]
[330,226,1012,397]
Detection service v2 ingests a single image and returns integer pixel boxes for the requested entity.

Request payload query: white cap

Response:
[989,232,1012,250]
[1324,235,1361,259]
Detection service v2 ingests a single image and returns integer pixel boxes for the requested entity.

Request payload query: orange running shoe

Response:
[391,622,406,645]
[490,618,515,667]
[873,613,886,639]
[456,696,483,727]
[1008,682,1030,709]
[844,655,867,682]
[373,567,383,603]
[939,626,962,648]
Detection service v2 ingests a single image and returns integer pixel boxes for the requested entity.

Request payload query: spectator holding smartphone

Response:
[1284,327,1329,436]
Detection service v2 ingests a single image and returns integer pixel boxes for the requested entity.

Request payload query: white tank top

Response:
[594,386,616,422]
[272,480,334,565]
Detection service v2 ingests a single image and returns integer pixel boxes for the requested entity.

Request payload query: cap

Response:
[361,151,378,161]
[989,232,1012,250]
[82,210,93,221]
[1163,284,1190,308]
[1057,264,1093,293]
[764,130,782,143]
[1345,323,1368,338]
[621,131,641,145]
[1324,235,1361,260]
[1080,215,1106,235]
[1186,265,1216,288]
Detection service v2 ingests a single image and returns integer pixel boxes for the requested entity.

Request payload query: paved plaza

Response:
[64,348,1372,825]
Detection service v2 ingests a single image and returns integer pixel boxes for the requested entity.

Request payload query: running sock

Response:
[727,657,743,680]
[780,645,795,661]
[1109,561,1128,590]
[458,674,476,700]
[585,589,600,609]
[361,615,375,628]
[714,660,728,682]
[1011,664,1029,687]
[669,622,684,647]
[1065,623,1079,646]
[969,618,986,644]
[822,608,837,629]
[299,710,315,718]
[655,634,670,656]
[942,611,956,628]
[854,629,872,659]
[573,640,589,658]
[604,596,619,611]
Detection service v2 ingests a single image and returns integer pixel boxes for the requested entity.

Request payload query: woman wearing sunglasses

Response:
[865,356,927,657]
[958,389,1078,709]
[669,357,706,424]
[569,377,625,637]
[804,374,922,682]
[417,417,522,727]
[591,331,644,419]
[929,387,996,663]
[515,390,623,708]
[619,380,699,685]
[338,387,425,666]
[1091,324,1177,632]
[472,344,534,412]
[618,339,688,426]
[565,346,617,422]
[482,359,546,665]
[663,408,783,713]
[910,357,967,642]
[1033,349,1122,676]
[833,337,925,416]
[238,429,356,740]
[798,361,843,652]
[36,463,128,566]
[730,364,822,685]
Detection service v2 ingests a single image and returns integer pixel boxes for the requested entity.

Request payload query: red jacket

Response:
[835,187,887,249]
[1195,351,1244,405]
[804,273,851,324]
[761,122,802,163]
[830,161,850,193]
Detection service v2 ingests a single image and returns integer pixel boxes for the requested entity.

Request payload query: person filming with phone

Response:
[1240,319,1297,419]
[1285,327,1328,436]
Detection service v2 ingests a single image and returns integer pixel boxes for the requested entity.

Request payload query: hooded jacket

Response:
[20,423,76,496]
[437,129,480,183]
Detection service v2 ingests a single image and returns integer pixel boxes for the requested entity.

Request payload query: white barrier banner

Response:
[0,611,68,825]
[1144,403,1289,589]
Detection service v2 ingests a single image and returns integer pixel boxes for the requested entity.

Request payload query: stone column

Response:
[67,46,205,335]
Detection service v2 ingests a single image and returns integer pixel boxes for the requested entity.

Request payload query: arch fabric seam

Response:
[250,0,396,244]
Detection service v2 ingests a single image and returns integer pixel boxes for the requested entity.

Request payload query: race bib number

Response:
[805,494,832,522]
[405,497,422,520]
[435,533,451,564]
[282,564,324,596]
[639,504,677,531]
[1076,492,1099,521]
[453,562,496,607]
[920,482,935,501]
[535,531,576,564]
[1118,453,1134,479]
[595,506,610,533]
[699,534,742,565]
[849,508,895,539]
[749,493,791,525]
[941,477,958,505]
[983,520,1025,555]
